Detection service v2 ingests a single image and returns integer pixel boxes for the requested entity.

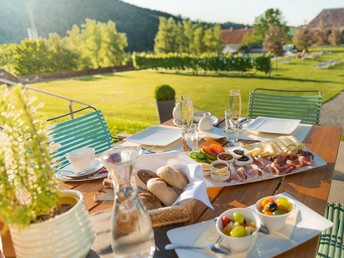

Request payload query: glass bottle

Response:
[101,147,155,258]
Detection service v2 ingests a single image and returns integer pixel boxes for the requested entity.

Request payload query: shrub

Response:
[154,84,176,101]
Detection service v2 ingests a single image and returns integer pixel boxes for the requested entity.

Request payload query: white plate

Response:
[245,117,301,134]
[124,126,182,146]
[55,158,108,181]
[55,170,108,182]
[57,159,103,177]
[199,127,227,140]
[167,192,333,258]
[203,147,326,188]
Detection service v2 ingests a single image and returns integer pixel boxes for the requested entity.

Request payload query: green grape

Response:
[273,209,287,215]
[232,212,245,223]
[230,225,246,237]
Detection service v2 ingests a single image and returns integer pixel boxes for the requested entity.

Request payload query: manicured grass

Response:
[30,47,344,136]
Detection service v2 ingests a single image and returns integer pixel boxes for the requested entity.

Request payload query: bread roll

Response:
[137,169,158,185]
[156,166,189,190]
[139,192,163,210]
[147,178,178,206]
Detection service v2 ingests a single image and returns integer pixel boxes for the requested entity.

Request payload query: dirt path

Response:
[320,91,344,133]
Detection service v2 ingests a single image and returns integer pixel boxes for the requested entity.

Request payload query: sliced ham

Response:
[253,156,271,168]
[228,163,243,182]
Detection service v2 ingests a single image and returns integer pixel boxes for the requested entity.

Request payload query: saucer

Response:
[57,158,103,178]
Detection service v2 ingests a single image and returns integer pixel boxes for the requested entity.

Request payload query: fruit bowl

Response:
[215,208,261,253]
[255,196,296,231]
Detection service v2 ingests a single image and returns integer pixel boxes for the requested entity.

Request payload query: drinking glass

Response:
[228,89,242,146]
[182,124,198,152]
[180,96,193,128]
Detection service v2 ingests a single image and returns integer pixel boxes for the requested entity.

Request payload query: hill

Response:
[0,0,247,52]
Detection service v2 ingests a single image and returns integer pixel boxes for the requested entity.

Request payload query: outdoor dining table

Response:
[1,119,341,258]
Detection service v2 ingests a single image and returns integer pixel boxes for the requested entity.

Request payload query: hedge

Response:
[132,53,271,75]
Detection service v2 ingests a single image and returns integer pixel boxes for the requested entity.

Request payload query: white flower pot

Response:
[9,190,95,258]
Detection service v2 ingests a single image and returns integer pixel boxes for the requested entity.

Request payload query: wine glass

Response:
[228,89,242,146]
[180,96,193,128]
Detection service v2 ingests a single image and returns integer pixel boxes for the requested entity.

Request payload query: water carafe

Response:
[101,147,155,258]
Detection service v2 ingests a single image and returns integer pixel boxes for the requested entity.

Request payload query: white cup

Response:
[65,147,95,173]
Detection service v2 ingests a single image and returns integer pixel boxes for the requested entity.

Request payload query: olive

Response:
[233,149,244,155]
[268,202,278,211]
[238,155,249,161]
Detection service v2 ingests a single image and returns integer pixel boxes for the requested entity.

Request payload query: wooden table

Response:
[1,122,341,258]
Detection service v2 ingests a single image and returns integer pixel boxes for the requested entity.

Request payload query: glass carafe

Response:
[101,147,155,258]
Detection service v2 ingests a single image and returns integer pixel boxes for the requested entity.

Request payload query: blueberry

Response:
[268,202,278,212]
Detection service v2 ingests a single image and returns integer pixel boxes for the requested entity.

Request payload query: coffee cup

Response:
[65,147,95,173]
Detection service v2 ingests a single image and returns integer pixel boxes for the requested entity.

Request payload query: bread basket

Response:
[148,199,197,227]
[96,179,197,228]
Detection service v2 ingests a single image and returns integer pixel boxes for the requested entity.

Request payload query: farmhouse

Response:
[308,8,344,41]
[220,28,253,53]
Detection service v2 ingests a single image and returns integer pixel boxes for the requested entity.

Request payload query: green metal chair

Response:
[317,203,343,258]
[48,106,114,168]
[248,88,322,125]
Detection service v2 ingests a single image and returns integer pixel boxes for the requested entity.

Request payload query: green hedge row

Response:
[132,53,271,75]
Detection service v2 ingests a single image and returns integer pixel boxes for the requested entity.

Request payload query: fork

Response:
[165,236,230,255]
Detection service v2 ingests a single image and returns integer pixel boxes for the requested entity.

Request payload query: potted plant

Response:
[0,87,95,257]
[154,84,176,123]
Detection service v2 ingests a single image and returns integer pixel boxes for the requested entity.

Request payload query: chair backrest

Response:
[48,107,113,168]
[248,88,322,125]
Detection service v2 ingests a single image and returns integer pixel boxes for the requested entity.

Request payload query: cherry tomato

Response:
[221,215,231,228]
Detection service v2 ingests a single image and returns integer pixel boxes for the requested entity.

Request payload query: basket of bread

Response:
[96,151,213,227]
[137,166,197,227]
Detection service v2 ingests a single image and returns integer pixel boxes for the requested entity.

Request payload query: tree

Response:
[263,25,286,56]
[293,28,313,51]
[203,24,222,54]
[64,19,127,69]
[154,17,179,54]
[47,33,79,72]
[12,39,52,75]
[328,28,341,46]
[245,8,290,46]
[313,29,327,46]
[192,26,204,55]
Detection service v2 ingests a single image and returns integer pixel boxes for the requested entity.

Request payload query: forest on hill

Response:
[0,0,247,52]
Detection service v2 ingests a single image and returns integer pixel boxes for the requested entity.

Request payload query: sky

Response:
[121,0,344,27]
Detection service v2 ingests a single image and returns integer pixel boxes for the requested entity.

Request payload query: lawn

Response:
[29,47,344,136]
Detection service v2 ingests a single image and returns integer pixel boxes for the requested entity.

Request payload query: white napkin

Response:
[135,150,213,209]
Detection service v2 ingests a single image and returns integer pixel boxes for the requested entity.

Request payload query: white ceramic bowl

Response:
[216,208,261,253]
[217,152,234,164]
[210,160,230,181]
[255,196,296,231]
